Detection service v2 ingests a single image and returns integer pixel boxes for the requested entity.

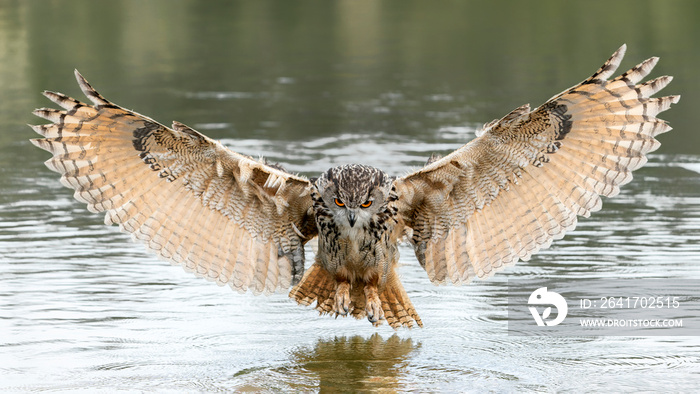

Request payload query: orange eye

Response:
[334,198,345,207]
[361,200,373,208]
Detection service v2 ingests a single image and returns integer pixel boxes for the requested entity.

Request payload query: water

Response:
[2,1,700,392]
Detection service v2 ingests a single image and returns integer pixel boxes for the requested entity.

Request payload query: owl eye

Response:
[361,200,373,208]
[334,198,345,207]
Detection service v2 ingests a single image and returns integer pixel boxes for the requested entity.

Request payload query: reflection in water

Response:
[291,334,419,392]
[232,334,419,392]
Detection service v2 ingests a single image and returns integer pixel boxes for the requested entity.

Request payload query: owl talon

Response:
[364,285,384,323]
[333,282,351,316]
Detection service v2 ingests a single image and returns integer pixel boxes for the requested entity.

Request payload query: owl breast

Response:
[311,188,401,285]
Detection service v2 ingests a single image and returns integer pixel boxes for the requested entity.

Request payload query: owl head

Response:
[315,164,392,228]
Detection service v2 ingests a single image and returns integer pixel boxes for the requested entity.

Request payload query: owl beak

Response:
[347,211,357,227]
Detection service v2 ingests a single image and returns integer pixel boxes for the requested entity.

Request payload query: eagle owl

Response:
[31,45,678,328]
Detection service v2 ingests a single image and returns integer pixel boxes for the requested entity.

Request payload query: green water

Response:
[2,1,699,392]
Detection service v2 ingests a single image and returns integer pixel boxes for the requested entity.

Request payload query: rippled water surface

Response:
[2,1,700,392]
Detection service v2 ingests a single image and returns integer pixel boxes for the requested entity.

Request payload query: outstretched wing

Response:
[393,45,679,285]
[31,71,318,294]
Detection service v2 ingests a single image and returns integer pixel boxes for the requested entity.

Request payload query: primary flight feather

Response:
[31,45,679,328]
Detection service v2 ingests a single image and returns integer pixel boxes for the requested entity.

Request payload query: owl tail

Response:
[289,263,423,329]
[377,274,424,329]
[289,262,337,312]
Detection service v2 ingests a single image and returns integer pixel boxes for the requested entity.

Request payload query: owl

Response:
[31,45,678,328]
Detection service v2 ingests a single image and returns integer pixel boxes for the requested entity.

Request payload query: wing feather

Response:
[31,71,317,294]
[394,45,679,284]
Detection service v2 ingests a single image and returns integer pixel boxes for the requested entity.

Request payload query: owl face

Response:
[315,164,390,229]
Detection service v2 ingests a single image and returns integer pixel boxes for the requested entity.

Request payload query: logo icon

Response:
[528,287,568,326]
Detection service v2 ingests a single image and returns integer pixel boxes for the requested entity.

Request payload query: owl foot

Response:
[364,285,385,325]
[333,281,351,316]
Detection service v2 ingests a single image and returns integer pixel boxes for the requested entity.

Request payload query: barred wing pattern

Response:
[394,45,679,285]
[31,71,317,294]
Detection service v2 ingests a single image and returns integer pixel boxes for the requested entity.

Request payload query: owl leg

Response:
[364,284,385,325]
[332,281,351,316]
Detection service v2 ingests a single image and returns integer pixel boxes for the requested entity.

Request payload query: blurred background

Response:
[1,0,699,392]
